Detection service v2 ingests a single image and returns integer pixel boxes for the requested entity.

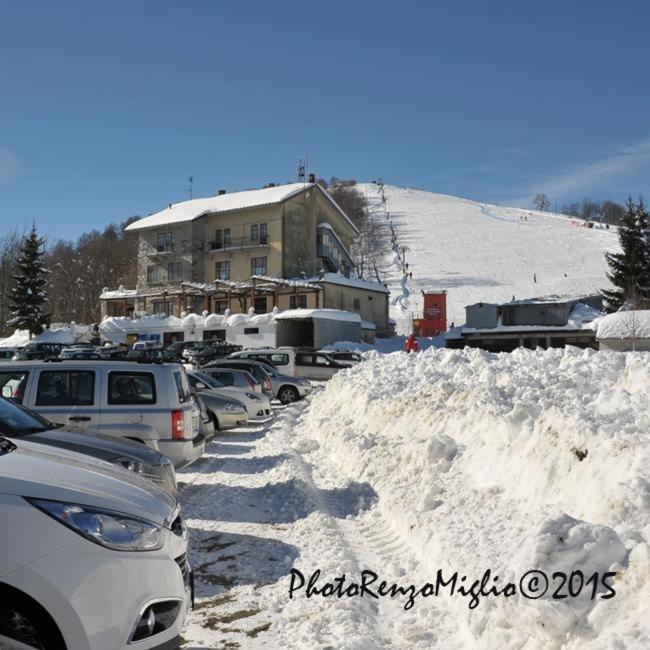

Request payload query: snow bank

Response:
[0,327,75,347]
[597,310,650,340]
[275,308,361,323]
[297,347,650,647]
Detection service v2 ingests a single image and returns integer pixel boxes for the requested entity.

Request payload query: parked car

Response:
[12,342,64,361]
[185,342,242,367]
[0,360,204,468]
[202,359,274,397]
[0,395,178,495]
[199,366,261,393]
[229,347,295,374]
[0,436,191,649]
[59,347,101,360]
[319,349,365,365]
[188,376,248,428]
[229,359,312,404]
[0,347,21,360]
[293,351,351,380]
[188,371,271,420]
[192,392,217,440]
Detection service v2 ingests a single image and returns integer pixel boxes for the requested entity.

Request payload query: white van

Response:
[229,347,295,375]
[0,360,204,468]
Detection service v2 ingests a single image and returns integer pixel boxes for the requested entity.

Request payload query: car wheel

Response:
[0,606,47,649]
[278,386,300,404]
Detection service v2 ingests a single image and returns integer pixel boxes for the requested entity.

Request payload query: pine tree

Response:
[7,224,50,337]
[603,196,648,312]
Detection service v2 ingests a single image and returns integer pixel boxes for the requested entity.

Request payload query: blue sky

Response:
[1,0,649,241]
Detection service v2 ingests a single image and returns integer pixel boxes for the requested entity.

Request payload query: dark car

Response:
[186,342,242,366]
[202,358,274,397]
[0,396,178,494]
[12,342,64,361]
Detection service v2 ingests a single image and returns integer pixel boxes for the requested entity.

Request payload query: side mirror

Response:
[196,382,206,390]
[1,386,11,398]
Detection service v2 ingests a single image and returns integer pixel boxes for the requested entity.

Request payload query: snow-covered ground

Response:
[179,347,649,649]
[358,184,619,335]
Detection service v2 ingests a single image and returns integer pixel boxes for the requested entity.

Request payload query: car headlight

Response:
[246,392,262,401]
[110,457,161,479]
[28,499,163,551]
[223,402,243,411]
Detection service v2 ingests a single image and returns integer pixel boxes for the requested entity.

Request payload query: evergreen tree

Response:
[603,197,648,312]
[7,224,49,337]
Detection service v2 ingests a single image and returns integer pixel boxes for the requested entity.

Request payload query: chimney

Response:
[218,189,226,195]
[308,173,315,184]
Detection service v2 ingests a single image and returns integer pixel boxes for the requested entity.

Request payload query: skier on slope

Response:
[404,333,419,353]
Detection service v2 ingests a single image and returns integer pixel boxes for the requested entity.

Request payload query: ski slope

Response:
[358,184,619,334]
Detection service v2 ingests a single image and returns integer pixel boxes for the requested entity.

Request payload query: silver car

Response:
[247,360,313,404]
[191,387,248,431]
[0,396,178,495]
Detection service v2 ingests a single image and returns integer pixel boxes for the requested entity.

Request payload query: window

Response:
[36,371,95,406]
[147,265,161,285]
[223,228,231,247]
[215,229,223,248]
[314,355,331,366]
[254,296,267,314]
[157,232,173,252]
[108,372,156,405]
[168,261,182,282]
[153,301,164,314]
[208,370,234,386]
[215,261,230,280]
[173,371,191,404]
[215,300,228,314]
[244,327,260,334]
[290,294,307,309]
[260,223,268,244]
[250,224,259,241]
[353,298,361,310]
[251,256,267,276]
[0,371,29,403]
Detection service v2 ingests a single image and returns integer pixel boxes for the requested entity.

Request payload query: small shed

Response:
[596,310,650,351]
[466,303,499,329]
[275,309,362,349]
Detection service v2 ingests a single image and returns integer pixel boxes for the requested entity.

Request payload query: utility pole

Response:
[187,176,193,200]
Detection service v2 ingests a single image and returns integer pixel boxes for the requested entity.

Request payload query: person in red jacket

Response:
[404,333,419,352]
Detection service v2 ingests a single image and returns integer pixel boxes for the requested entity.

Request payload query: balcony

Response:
[144,243,176,259]
[205,235,270,253]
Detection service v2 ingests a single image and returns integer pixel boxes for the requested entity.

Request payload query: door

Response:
[311,354,339,380]
[294,354,316,379]
[32,368,99,433]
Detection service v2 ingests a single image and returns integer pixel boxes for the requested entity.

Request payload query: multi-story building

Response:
[101,182,391,335]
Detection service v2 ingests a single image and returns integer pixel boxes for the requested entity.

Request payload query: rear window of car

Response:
[208,370,234,386]
[296,354,313,365]
[173,371,191,404]
[0,371,29,403]
[108,372,156,405]
[36,370,95,406]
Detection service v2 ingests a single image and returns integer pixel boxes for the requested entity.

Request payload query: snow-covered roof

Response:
[361,320,376,330]
[305,272,390,294]
[126,183,309,232]
[125,183,360,235]
[274,308,362,323]
[100,288,139,300]
[596,310,650,340]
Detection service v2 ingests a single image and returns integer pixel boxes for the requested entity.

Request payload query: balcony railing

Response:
[205,235,269,253]
[144,243,176,257]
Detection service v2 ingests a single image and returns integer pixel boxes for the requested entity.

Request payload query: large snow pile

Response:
[597,310,650,340]
[292,347,650,647]
[359,184,619,335]
[0,327,75,347]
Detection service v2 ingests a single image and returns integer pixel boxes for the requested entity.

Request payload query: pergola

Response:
[180,275,322,313]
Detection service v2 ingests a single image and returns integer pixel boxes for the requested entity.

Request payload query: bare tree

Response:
[0,229,21,336]
[533,193,551,211]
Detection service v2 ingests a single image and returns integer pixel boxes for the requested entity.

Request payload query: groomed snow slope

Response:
[291,347,650,648]
[358,184,619,334]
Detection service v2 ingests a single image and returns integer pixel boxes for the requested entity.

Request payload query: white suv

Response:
[0,436,191,649]
[0,360,204,468]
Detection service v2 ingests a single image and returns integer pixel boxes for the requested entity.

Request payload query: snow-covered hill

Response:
[358,184,619,334]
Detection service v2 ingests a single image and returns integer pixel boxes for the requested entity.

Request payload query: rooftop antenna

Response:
[187,176,193,199]
[297,158,305,183]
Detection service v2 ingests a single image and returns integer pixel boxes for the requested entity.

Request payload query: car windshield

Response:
[0,397,54,436]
